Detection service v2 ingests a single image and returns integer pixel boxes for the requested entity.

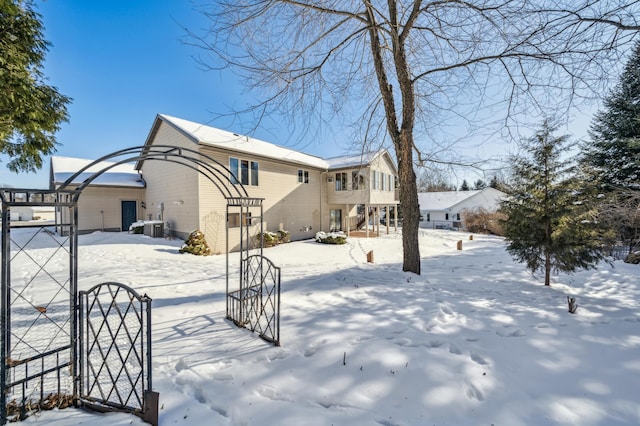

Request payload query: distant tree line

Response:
[416,173,506,193]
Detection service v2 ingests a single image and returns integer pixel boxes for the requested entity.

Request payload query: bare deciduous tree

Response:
[188,0,639,274]
[416,168,454,192]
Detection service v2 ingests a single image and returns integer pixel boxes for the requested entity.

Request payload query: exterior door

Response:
[121,201,137,231]
[330,209,342,232]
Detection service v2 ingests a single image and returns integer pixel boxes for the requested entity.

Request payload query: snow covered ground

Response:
[17,228,640,425]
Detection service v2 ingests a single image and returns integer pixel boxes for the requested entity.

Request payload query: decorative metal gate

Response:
[78,282,157,425]
[227,255,281,345]
[1,193,77,423]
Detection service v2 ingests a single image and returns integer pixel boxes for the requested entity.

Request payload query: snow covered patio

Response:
[13,228,640,426]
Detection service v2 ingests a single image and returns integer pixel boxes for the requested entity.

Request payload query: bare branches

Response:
[188,0,640,273]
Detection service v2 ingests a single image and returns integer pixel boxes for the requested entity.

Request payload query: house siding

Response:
[56,186,144,233]
[197,145,323,252]
[141,121,200,239]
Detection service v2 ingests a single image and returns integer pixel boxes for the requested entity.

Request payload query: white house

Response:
[49,114,399,250]
[418,187,505,229]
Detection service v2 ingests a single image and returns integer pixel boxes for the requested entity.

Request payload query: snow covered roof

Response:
[158,114,328,169]
[151,114,394,172]
[51,156,145,188]
[418,189,506,211]
[419,190,481,211]
[324,150,393,171]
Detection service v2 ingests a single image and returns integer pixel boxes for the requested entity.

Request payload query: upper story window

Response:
[352,170,365,190]
[335,172,347,191]
[230,157,259,186]
[298,169,309,184]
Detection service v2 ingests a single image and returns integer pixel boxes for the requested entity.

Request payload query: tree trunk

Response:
[397,131,421,275]
[544,251,551,286]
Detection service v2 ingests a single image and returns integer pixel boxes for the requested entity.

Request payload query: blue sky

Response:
[1,1,598,189]
[1,0,347,188]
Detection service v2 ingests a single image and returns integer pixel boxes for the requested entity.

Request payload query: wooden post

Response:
[143,390,160,426]
[367,250,374,263]
[469,235,473,241]
[457,240,462,250]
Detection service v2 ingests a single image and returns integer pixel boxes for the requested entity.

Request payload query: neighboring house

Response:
[50,156,146,234]
[9,206,55,222]
[418,187,505,229]
[50,114,399,251]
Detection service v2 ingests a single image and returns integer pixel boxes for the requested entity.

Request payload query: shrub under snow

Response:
[315,231,347,245]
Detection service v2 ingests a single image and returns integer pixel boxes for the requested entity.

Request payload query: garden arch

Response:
[0,145,281,424]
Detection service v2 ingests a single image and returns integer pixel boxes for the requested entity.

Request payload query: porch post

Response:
[394,205,398,232]
[365,203,369,238]
[346,204,350,237]
[386,205,389,234]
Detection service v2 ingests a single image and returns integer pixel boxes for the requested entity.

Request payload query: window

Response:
[298,169,309,184]
[456,213,461,221]
[352,171,365,190]
[445,213,449,221]
[229,158,239,184]
[241,160,249,184]
[426,213,431,222]
[228,212,252,228]
[251,161,259,186]
[335,172,347,191]
[229,157,258,186]
[388,175,393,191]
[372,171,380,190]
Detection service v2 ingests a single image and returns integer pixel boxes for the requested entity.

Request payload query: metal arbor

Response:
[0,145,281,424]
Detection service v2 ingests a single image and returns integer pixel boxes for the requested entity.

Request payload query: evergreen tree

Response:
[460,180,470,191]
[489,174,510,193]
[582,41,640,191]
[501,121,606,286]
[0,0,71,172]
[473,179,486,190]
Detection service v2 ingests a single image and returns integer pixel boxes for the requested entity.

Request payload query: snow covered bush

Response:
[129,221,144,234]
[179,230,211,256]
[255,230,290,247]
[315,231,347,245]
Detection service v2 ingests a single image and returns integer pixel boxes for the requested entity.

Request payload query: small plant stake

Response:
[343,351,346,366]
[567,296,578,314]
